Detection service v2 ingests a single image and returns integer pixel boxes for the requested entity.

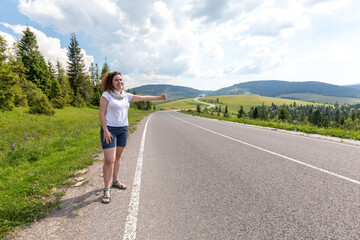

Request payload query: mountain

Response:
[211,80,360,98]
[130,84,212,100]
[344,84,360,90]
[131,80,360,100]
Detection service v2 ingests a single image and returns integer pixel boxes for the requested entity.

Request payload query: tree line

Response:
[0,26,150,115]
[198,101,360,131]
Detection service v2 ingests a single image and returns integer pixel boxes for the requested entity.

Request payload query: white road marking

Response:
[169,113,360,186]
[123,115,152,240]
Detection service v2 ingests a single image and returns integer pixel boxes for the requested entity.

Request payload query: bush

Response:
[51,97,66,109]
[26,82,55,115]
[71,93,85,107]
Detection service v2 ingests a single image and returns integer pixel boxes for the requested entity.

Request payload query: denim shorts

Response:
[100,126,129,149]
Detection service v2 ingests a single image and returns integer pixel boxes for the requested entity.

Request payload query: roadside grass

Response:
[181,110,360,141]
[0,107,151,238]
[199,95,323,113]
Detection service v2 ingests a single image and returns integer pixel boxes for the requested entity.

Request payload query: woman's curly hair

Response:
[101,71,122,92]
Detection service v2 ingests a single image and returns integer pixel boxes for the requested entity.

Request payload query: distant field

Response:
[278,93,360,105]
[155,98,209,110]
[198,95,321,113]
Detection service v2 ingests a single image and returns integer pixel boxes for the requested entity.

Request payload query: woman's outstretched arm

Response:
[130,90,167,102]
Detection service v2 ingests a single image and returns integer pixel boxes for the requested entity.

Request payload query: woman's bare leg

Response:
[102,148,116,202]
[112,146,126,188]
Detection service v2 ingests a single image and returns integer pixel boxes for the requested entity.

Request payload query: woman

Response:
[99,71,166,203]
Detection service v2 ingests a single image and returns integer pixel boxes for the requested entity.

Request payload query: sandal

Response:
[112,179,127,190]
[101,188,111,204]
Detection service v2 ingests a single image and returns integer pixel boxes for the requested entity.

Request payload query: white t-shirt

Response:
[102,91,134,127]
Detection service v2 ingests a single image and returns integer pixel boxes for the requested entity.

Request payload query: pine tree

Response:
[67,33,87,105]
[89,62,102,106]
[237,105,245,118]
[101,57,110,76]
[279,104,289,121]
[89,62,95,84]
[196,104,201,113]
[252,107,259,119]
[260,104,268,120]
[224,105,229,117]
[18,26,52,97]
[48,60,65,108]
[48,61,60,99]
[95,63,100,81]
[56,60,73,106]
[0,36,17,110]
[8,42,27,107]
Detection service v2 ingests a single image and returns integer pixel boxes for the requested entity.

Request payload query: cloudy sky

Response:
[1,0,360,90]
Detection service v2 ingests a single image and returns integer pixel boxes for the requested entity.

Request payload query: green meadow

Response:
[155,98,209,110]
[198,95,321,113]
[0,107,151,238]
[155,95,322,113]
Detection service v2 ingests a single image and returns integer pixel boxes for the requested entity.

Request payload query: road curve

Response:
[194,97,215,108]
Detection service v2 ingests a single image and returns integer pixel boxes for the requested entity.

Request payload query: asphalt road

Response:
[83,111,360,240]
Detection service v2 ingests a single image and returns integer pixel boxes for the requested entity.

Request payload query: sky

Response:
[0,0,360,91]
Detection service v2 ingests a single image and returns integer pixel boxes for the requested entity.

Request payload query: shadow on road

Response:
[48,188,102,219]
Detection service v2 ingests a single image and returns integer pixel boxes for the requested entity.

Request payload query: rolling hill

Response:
[131,80,360,102]
[130,84,212,100]
[210,80,360,98]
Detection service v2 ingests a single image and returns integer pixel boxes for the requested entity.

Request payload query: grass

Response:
[181,110,360,141]
[155,98,209,110]
[155,95,322,113]
[199,95,323,113]
[0,107,152,238]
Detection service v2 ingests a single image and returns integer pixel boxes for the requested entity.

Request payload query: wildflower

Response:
[24,133,28,141]
[34,219,37,222]
[11,141,15,150]
[34,132,37,138]
[33,184,36,187]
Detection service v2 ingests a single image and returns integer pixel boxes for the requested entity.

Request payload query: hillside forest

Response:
[0,27,150,114]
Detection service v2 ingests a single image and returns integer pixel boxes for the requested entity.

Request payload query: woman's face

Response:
[112,74,124,92]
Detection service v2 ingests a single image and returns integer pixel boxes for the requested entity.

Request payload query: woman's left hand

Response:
[160,90,167,100]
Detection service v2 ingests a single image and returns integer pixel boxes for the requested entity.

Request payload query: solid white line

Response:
[123,115,152,240]
[168,113,360,186]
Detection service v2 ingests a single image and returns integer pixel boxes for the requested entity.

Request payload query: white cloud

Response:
[10,0,360,89]
[18,0,121,34]
[1,23,93,70]
[0,30,15,47]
